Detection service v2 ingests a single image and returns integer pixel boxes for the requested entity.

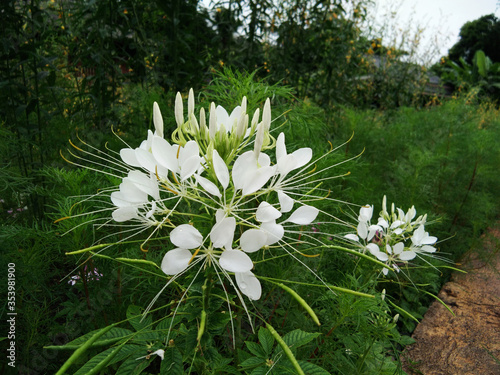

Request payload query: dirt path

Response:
[403,225,500,375]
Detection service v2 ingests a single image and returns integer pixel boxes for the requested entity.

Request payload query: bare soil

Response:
[403,225,500,375]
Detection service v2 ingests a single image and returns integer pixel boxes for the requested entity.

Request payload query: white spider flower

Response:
[161,218,259,300]
[411,225,437,253]
[344,197,438,275]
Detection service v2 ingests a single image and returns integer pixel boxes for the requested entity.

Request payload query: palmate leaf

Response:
[240,356,267,368]
[250,366,273,375]
[160,347,184,375]
[107,344,145,366]
[73,342,128,375]
[296,360,331,375]
[245,341,268,358]
[55,324,118,375]
[47,327,134,350]
[281,329,321,351]
[127,304,153,332]
[116,354,153,375]
[258,327,275,355]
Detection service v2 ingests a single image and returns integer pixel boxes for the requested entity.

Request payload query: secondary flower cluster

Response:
[345,196,438,275]
[111,90,319,300]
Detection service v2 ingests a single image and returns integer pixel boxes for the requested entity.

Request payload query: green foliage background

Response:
[1,0,499,374]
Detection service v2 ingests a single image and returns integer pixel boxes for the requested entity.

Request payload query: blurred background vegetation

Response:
[1,0,499,373]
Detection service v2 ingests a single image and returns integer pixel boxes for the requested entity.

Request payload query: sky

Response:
[372,0,500,62]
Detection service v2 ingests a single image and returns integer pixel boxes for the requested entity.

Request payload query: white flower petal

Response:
[277,154,297,176]
[232,151,256,190]
[399,250,416,261]
[420,245,436,253]
[170,224,203,249]
[392,242,405,255]
[213,150,229,189]
[120,148,141,167]
[367,243,380,255]
[219,250,253,273]
[357,221,368,240]
[118,180,148,203]
[152,349,165,360]
[210,217,236,249]
[241,166,275,196]
[240,229,267,253]
[127,170,159,199]
[180,154,201,181]
[277,190,294,213]
[194,175,221,198]
[359,205,373,222]
[215,105,230,131]
[161,249,192,275]
[290,148,312,169]
[179,141,200,165]
[344,233,360,242]
[421,235,437,245]
[112,207,138,222]
[260,221,284,245]
[215,209,226,223]
[151,136,178,173]
[110,191,131,207]
[135,147,159,174]
[256,202,282,222]
[235,271,262,300]
[285,205,319,225]
[276,133,287,162]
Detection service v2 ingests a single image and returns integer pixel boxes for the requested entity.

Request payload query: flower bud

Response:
[188,88,195,117]
[262,98,271,131]
[175,92,184,128]
[153,102,163,138]
[209,102,217,139]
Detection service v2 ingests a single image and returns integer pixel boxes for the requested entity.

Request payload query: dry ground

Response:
[403,224,500,375]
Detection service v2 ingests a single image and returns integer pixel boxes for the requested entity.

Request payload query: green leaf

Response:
[108,344,145,366]
[296,360,331,375]
[250,366,271,375]
[55,323,118,375]
[398,335,416,346]
[240,356,266,368]
[116,355,152,375]
[160,347,184,375]
[258,327,275,355]
[282,329,321,350]
[127,304,153,332]
[132,331,160,342]
[69,327,133,346]
[245,341,268,358]
[64,327,134,348]
[74,341,127,375]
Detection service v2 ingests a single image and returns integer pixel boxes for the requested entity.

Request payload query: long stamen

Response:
[188,248,201,264]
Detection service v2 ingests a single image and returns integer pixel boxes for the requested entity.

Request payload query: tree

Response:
[448,14,500,65]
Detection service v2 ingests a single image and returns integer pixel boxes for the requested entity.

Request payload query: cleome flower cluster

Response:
[109,90,320,301]
[344,196,438,275]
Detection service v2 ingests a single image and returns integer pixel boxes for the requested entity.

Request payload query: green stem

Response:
[266,322,305,375]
